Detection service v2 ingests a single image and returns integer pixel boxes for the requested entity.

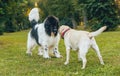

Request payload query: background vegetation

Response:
[0,0,120,75]
[0,0,120,35]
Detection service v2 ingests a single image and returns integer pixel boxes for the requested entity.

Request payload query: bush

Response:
[86,0,119,31]
[0,26,4,35]
[60,17,73,28]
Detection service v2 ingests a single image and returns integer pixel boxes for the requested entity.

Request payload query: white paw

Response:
[81,64,86,69]
[64,61,69,65]
[56,54,63,58]
[101,62,105,65]
[38,52,43,56]
[43,55,50,59]
[26,52,32,56]
[81,67,85,69]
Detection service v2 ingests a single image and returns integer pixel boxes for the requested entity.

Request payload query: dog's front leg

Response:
[64,47,70,65]
[38,47,43,56]
[43,45,50,58]
[53,46,62,58]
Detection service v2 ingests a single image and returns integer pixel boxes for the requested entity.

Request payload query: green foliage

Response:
[38,0,80,27]
[86,0,119,31]
[0,25,4,35]
[0,30,120,76]
[0,19,5,35]
[60,17,73,28]
[0,0,120,34]
[0,0,30,33]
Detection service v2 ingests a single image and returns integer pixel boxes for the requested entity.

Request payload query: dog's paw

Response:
[56,55,63,58]
[38,52,43,56]
[101,62,105,65]
[26,52,32,56]
[81,67,85,69]
[43,55,51,59]
[64,61,69,65]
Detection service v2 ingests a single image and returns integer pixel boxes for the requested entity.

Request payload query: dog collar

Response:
[61,28,70,39]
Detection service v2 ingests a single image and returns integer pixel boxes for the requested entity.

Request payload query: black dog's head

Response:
[44,16,59,37]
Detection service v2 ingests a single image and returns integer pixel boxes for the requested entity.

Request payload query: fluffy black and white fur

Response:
[26,8,61,58]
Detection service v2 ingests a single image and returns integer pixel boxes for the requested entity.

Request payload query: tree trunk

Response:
[83,9,88,28]
[71,18,77,29]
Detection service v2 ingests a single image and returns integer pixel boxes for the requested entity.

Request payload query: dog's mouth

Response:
[51,32,55,37]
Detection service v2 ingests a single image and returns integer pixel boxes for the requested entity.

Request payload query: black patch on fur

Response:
[45,48,48,51]
[53,50,57,54]
[30,19,41,45]
[44,16,59,36]
[30,19,38,28]
[54,48,57,50]
[30,27,41,46]
[53,48,58,55]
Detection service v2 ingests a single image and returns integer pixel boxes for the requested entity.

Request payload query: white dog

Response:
[59,25,106,69]
[26,8,61,58]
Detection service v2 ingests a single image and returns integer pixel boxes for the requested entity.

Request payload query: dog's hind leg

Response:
[26,34,36,56]
[80,54,87,69]
[91,38,104,65]
[79,41,89,69]
[79,49,87,69]
[78,51,82,61]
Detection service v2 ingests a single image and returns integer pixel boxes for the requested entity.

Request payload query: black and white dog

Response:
[26,8,61,58]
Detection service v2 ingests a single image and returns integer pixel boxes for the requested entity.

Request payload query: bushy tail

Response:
[28,8,39,27]
[90,26,107,37]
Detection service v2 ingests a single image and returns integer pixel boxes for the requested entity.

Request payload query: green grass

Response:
[0,30,120,76]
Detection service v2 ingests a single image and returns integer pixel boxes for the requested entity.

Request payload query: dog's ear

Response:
[58,26,63,34]
[58,27,61,34]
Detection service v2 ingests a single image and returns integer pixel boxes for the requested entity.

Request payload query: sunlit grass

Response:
[0,30,120,76]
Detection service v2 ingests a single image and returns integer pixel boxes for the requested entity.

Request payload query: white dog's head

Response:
[59,25,71,38]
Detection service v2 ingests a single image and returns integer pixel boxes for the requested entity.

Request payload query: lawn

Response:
[0,30,120,76]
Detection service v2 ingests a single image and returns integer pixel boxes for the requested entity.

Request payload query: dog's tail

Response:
[28,8,40,27]
[90,26,107,37]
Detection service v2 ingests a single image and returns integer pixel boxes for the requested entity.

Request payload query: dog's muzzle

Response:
[51,32,55,37]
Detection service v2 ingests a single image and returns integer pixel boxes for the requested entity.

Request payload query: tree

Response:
[86,0,119,31]
[38,0,80,28]
[0,0,119,35]
[0,0,30,33]
[73,0,89,28]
